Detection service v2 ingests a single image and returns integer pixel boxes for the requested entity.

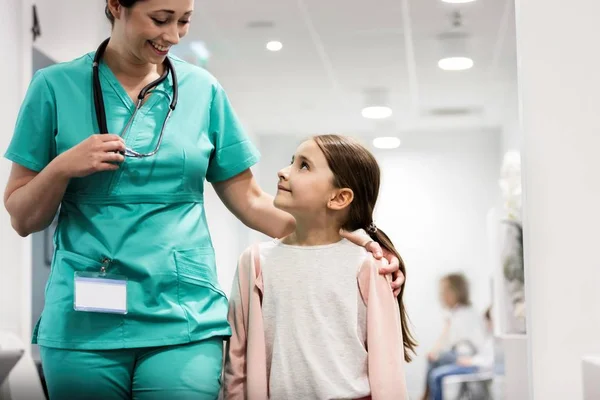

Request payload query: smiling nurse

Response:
[2,1,404,399]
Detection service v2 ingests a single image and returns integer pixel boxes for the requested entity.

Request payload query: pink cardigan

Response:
[223,244,408,400]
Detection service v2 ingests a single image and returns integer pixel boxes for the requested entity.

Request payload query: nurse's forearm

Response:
[213,169,296,239]
[246,191,296,238]
[4,159,70,237]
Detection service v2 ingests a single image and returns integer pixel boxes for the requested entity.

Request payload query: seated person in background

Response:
[456,307,494,371]
[421,273,487,400]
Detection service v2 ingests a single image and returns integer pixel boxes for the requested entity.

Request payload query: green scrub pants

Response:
[40,338,224,400]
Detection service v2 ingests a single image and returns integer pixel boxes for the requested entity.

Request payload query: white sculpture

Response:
[499,150,522,221]
[498,150,526,332]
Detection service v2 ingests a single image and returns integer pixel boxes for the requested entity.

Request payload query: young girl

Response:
[224,135,416,400]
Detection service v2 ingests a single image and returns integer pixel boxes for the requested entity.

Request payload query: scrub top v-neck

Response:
[5,52,260,350]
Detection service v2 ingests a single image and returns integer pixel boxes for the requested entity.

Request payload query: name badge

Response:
[74,271,128,314]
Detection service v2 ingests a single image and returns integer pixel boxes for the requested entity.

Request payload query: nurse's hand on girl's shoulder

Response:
[374,250,404,297]
[56,134,126,178]
[340,228,405,296]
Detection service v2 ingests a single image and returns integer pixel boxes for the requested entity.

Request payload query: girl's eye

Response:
[152,18,168,25]
[300,162,309,170]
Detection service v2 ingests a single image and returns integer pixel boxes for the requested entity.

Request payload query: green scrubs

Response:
[5,51,260,398]
[39,338,224,400]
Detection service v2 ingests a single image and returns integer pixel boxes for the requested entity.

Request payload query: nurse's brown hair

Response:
[313,134,417,362]
[105,0,143,25]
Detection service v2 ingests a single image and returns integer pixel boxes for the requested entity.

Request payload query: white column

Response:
[0,0,33,346]
[516,0,600,398]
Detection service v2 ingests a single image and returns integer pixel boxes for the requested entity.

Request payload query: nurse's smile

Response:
[148,40,170,56]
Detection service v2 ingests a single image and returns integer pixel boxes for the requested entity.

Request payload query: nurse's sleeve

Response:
[4,70,57,172]
[206,83,260,183]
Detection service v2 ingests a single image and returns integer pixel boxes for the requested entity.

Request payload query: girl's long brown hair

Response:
[314,134,417,362]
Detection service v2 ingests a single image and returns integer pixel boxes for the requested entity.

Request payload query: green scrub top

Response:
[4,52,260,350]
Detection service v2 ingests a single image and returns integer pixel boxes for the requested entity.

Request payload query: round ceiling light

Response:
[438,56,474,71]
[266,41,283,52]
[361,106,393,120]
[373,137,401,149]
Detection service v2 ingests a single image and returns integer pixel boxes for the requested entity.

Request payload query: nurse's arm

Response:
[4,162,70,237]
[212,169,295,239]
[4,134,125,237]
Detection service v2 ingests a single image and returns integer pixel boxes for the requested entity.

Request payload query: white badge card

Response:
[74,272,128,314]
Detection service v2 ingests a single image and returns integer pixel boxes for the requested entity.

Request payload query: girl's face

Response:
[274,140,337,218]
[110,0,194,64]
[439,279,458,308]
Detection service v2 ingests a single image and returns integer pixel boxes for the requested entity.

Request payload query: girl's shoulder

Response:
[357,254,392,304]
[237,239,282,272]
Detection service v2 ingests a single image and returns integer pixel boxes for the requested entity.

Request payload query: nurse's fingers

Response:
[364,240,383,259]
[99,134,125,143]
[97,162,121,171]
[101,140,127,153]
[391,271,405,297]
[101,151,125,164]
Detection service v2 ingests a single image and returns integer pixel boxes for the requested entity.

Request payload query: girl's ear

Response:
[327,188,354,211]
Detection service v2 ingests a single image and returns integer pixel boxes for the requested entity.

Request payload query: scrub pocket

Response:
[38,249,125,346]
[174,248,229,338]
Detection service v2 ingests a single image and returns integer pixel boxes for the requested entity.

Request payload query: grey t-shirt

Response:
[260,238,371,400]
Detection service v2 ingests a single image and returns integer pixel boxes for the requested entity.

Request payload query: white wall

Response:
[30,0,109,63]
[256,130,501,397]
[516,0,600,398]
[501,86,521,156]
[0,0,33,346]
[204,183,254,298]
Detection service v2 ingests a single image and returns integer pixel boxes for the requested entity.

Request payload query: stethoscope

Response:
[92,38,179,158]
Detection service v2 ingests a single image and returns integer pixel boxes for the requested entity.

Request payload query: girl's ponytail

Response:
[367,223,417,362]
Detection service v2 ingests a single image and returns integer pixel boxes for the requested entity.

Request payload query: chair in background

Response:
[0,332,45,400]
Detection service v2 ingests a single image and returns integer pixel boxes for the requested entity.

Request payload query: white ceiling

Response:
[181,0,518,138]
[30,0,518,139]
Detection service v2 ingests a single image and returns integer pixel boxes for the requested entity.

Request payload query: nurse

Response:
[3,0,404,399]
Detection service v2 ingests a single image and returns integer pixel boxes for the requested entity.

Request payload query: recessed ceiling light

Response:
[441,0,477,3]
[438,56,474,71]
[373,137,401,149]
[266,41,283,52]
[361,106,393,119]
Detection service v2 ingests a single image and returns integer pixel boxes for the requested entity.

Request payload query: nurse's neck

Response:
[103,39,164,81]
